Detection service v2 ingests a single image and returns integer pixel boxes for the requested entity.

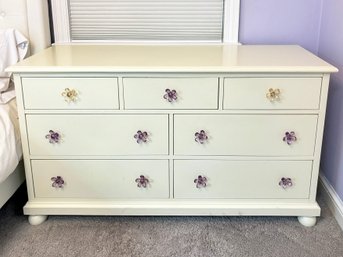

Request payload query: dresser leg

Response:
[297,216,317,227]
[28,215,48,225]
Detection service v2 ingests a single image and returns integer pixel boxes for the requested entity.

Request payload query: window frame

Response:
[50,0,240,44]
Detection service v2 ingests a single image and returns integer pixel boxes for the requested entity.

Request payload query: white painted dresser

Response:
[8,45,337,226]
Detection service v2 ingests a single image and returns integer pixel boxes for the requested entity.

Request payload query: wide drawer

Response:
[174,160,312,199]
[174,114,317,156]
[27,114,168,156]
[223,77,322,109]
[32,160,169,199]
[123,77,219,109]
[22,78,119,109]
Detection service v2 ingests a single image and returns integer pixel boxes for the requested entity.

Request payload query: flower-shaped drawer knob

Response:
[266,88,281,102]
[135,175,149,188]
[45,130,61,144]
[194,175,207,188]
[279,177,293,189]
[163,88,177,102]
[51,176,65,188]
[134,130,149,144]
[283,131,297,145]
[62,88,78,102]
[195,130,208,144]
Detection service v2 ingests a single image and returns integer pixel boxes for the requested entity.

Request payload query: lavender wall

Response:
[317,0,343,200]
[239,0,343,201]
[239,0,323,53]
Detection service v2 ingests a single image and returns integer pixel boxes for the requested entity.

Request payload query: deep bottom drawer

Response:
[32,160,169,199]
[174,160,312,199]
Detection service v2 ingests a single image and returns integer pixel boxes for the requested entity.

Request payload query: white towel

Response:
[0,29,28,104]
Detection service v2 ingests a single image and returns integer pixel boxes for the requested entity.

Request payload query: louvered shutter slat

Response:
[69,0,224,41]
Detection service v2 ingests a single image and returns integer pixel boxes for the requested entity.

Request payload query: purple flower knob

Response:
[51,176,65,188]
[163,88,177,102]
[135,175,149,188]
[279,177,293,189]
[134,130,149,144]
[195,130,208,144]
[45,130,60,144]
[194,175,207,188]
[283,131,297,145]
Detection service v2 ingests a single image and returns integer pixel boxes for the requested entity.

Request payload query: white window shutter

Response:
[68,0,224,42]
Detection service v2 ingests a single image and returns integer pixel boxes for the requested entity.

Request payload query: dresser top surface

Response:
[8,44,338,73]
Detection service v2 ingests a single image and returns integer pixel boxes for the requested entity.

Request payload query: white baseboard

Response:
[319,173,343,230]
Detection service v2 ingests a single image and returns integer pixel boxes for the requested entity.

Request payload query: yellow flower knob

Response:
[266,88,281,102]
[62,88,78,102]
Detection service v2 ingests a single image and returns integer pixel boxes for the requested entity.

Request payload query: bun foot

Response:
[298,216,316,227]
[28,215,48,225]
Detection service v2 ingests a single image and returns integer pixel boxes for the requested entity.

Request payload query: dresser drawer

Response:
[32,160,169,199]
[174,160,312,199]
[22,78,119,109]
[123,77,219,109]
[27,114,168,156]
[223,77,322,109]
[174,114,317,156]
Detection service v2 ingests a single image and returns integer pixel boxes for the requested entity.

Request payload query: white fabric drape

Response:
[0,98,22,183]
[0,29,28,104]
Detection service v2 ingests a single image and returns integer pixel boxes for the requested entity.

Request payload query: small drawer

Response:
[22,77,119,109]
[174,160,312,199]
[32,160,169,199]
[223,77,322,109]
[123,77,219,109]
[174,114,317,156]
[27,114,168,156]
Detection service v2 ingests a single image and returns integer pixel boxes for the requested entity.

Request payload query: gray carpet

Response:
[1,185,343,257]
